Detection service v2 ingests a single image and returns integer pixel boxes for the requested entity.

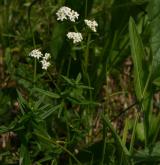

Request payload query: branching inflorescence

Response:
[56,6,98,44]
[28,6,98,70]
[29,49,51,70]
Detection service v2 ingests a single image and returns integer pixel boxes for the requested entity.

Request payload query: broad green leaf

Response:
[148,0,160,80]
[136,122,145,142]
[129,17,146,101]
[50,23,66,59]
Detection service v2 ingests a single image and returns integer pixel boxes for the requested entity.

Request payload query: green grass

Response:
[0,0,160,164]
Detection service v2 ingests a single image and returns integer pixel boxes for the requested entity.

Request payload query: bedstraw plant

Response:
[0,0,160,165]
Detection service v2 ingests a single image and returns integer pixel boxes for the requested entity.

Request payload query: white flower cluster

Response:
[84,19,98,32]
[29,49,43,60]
[67,32,83,44]
[40,53,51,70]
[56,6,98,44]
[56,6,79,22]
[29,49,51,70]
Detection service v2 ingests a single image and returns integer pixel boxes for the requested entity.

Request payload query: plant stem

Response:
[67,56,72,77]
[129,112,139,154]
[101,109,107,165]
[33,58,37,86]
[85,0,88,18]
[84,33,91,72]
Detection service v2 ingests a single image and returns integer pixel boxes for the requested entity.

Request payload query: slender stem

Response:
[84,33,91,72]
[33,58,37,86]
[101,108,107,165]
[129,112,139,153]
[85,0,88,18]
[141,71,152,147]
[28,1,37,86]
[47,72,60,92]
[100,73,109,164]
[67,56,72,77]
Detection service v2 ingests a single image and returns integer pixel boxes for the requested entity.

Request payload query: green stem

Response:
[141,72,152,148]
[33,58,37,86]
[85,0,88,18]
[129,112,139,154]
[47,72,60,92]
[67,56,72,77]
[101,111,107,165]
[84,33,91,72]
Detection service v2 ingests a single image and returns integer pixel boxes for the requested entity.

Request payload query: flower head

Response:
[67,32,83,44]
[56,6,79,22]
[84,19,98,32]
[29,49,51,70]
[29,49,43,60]
[43,53,51,60]
[40,59,51,70]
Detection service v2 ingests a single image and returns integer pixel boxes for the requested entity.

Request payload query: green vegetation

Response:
[0,0,160,164]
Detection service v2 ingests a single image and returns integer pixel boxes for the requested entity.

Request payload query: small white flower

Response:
[68,10,79,22]
[56,6,70,21]
[67,32,83,44]
[29,49,43,60]
[56,6,79,22]
[84,19,98,32]
[29,49,51,70]
[41,59,51,70]
[43,53,51,60]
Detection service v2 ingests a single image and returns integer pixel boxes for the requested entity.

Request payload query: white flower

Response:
[43,53,51,60]
[69,10,79,22]
[41,59,51,70]
[84,19,98,32]
[67,32,83,44]
[29,49,43,60]
[56,6,79,22]
[29,49,51,70]
[41,53,51,70]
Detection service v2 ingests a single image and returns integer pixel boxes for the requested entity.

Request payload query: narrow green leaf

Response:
[61,75,73,85]
[34,88,60,99]
[34,95,45,110]
[39,104,62,119]
[152,77,160,86]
